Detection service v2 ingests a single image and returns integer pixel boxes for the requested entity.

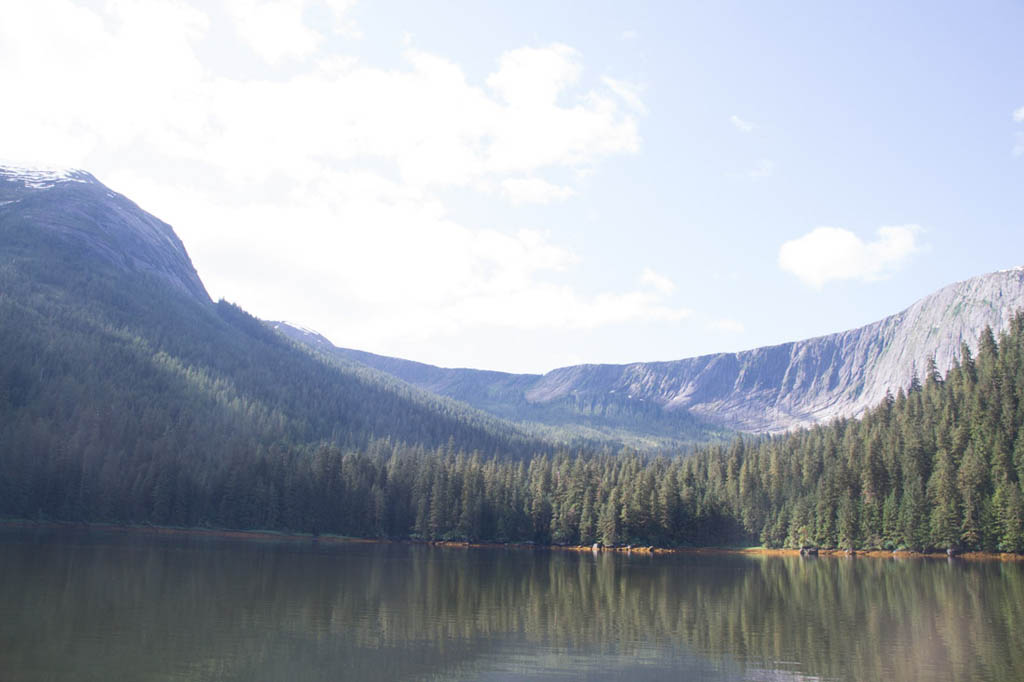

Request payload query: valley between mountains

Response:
[277,264,1024,436]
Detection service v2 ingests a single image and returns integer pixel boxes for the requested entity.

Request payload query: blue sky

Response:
[3,1,1023,373]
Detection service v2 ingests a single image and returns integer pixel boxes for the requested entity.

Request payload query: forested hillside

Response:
[7,296,1022,552]
[239,317,1024,552]
[223,320,1019,554]
[0,168,569,528]
[275,323,732,448]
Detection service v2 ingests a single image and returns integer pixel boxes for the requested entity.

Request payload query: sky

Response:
[2,1,1023,374]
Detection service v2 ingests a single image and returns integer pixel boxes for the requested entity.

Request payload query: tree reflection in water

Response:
[0,530,1020,681]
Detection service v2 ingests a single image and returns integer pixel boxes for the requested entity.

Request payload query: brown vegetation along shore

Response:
[731,547,1024,562]
[4,520,1023,561]
[559,544,1024,561]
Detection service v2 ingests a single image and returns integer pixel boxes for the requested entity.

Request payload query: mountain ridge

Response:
[281,267,1024,434]
[0,164,557,464]
[0,165,210,304]
[6,162,1022,441]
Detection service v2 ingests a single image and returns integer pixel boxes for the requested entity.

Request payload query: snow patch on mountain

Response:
[0,162,93,189]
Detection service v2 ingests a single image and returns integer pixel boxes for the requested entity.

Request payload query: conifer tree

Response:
[837,495,858,550]
[598,488,620,547]
[992,480,1023,553]
[578,489,596,545]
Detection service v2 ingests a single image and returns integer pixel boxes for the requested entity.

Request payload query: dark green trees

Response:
[3,288,1023,552]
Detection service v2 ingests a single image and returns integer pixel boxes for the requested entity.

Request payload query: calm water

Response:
[1,529,1022,681]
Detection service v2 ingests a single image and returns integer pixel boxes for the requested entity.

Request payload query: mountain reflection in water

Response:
[0,529,1021,681]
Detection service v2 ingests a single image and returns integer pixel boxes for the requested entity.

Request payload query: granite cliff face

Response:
[0,165,209,304]
[528,267,1024,431]
[291,268,1024,434]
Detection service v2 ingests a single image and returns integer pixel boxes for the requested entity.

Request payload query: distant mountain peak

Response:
[271,321,336,352]
[0,164,210,305]
[0,162,94,189]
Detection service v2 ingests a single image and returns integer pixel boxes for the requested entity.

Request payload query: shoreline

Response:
[3,519,1021,561]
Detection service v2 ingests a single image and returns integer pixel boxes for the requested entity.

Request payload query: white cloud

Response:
[602,77,646,114]
[501,177,575,204]
[748,159,775,178]
[708,318,745,334]
[730,115,754,133]
[1014,106,1024,123]
[0,0,210,166]
[620,29,638,41]
[115,169,689,350]
[0,1,662,369]
[226,0,322,64]
[778,225,922,288]
[324,0,361,38]
[0,5,639,186]
[486,44,582,107]
[223,0,359,64]
[640,268,675,294]
[415,284,691,338]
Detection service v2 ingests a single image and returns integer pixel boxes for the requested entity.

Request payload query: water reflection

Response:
[0,529,1021,681]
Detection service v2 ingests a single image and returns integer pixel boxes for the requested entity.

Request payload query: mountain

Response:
[0,165,209,304]
[273,323,733,448]
[279,268,1024,434]
[5,161,1022,452]
[0,165,551,473]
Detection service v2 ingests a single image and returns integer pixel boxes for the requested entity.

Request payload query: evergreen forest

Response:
[4,291,1023,552]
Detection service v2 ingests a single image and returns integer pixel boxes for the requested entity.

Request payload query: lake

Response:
[0,528,1021,681]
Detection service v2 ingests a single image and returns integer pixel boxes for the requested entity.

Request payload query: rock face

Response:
[294,268,1024,434]
[0,165,209,304]
[529,267,1024,432]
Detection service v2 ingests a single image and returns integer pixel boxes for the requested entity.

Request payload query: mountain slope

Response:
[0,165,209,304]
[273,323,733,447]
[282,268,1024,434]
[0,165,549,470]
[529,268,1024,431]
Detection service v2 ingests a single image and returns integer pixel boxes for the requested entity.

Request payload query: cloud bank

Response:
[778,225,922,288]
[0,0,683,367]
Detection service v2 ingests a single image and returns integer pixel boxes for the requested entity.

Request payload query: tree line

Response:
[4,314,1024,552]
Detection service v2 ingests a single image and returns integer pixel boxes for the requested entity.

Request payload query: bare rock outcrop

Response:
[527,267,1024,432]
[302,268,1024,435]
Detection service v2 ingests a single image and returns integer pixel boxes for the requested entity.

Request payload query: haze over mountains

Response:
[279,267,1024,434]
[0,165,547,462]
[4,164,1024,448]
